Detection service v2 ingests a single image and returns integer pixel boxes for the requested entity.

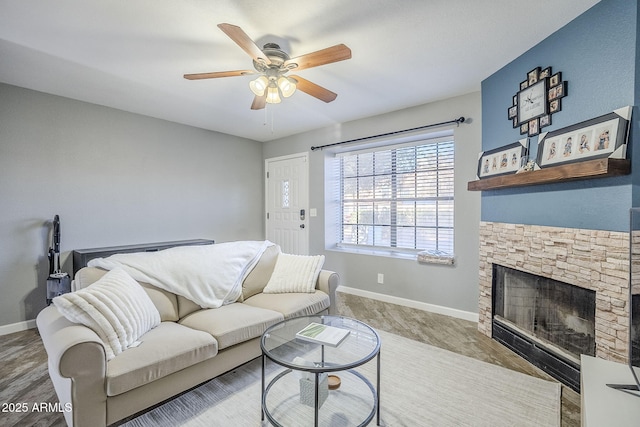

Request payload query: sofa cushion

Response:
[138,282,180,322]
[106,322,218,396]
[177,295,203,319]
[53,268,161,361]
[263,253,325,294]
[243,291,330,319]
[74,267,179,322]
[179,303,283,350]
[241,244,280,301]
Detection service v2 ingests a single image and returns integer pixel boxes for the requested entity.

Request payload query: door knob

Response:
[300,224,305,229]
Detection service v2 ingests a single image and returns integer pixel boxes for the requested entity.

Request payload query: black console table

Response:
[72,239,214,275]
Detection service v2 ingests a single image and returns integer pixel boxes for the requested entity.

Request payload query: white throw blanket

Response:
[88,241,273,308]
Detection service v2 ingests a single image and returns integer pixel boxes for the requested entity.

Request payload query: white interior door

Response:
[265,153,309,255]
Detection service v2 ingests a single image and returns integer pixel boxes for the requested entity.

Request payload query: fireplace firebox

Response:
[492,264,596,391]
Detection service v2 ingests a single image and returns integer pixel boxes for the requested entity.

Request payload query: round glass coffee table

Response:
[261,315,381,427]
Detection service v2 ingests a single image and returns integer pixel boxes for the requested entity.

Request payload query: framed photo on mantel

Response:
[536,106,631,168]
[477,139,528,179]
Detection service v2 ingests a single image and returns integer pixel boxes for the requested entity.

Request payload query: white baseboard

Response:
[0,319,37,336]
[337,286,479,323]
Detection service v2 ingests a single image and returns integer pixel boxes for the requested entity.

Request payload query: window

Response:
[337,136,454,254]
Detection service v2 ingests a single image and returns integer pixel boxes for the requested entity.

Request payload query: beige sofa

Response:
[36,245,338,427]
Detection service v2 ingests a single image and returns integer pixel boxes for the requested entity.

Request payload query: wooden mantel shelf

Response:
[467,158,630,191]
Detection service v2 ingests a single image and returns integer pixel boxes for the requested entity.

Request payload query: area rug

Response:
[122,330,560,427]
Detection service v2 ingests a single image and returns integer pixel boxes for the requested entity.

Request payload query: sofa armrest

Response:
[37,305,108,427]
[316,269,339,315]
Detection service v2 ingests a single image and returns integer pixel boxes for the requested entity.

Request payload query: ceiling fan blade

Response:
[284,44,351,71]
[251,94,266,110]
[218,23,271,65]
[183,70,255,80]
[290,75,337,103]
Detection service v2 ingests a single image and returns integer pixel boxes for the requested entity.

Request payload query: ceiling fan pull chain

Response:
[263,103,268,126]
[270,107,275,134]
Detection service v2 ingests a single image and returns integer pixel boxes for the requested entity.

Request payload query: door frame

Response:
[264,152,310,254]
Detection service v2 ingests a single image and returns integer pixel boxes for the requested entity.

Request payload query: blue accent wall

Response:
[634,4,640,205]
[481,0,638,232]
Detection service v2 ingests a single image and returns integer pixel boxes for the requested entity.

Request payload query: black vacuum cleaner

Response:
[46,215,71,305]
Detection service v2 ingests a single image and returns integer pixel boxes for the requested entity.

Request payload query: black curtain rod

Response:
[310,116,466,151]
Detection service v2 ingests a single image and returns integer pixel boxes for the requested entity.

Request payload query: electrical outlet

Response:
[377,273,384,284]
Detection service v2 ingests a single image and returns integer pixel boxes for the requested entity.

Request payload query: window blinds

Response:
[338,137,454,253]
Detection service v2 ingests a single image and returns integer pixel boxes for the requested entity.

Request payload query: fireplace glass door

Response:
[493,264,596,362]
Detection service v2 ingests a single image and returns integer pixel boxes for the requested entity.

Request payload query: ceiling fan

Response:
[184,23,352,110]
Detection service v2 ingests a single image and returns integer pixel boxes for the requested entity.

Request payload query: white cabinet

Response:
[581,355,640,427]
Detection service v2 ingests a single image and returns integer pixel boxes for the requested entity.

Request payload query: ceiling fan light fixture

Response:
[277,76,296,98]
[266,85,282,104]
[249,75,269,96]
[185,24,351,110]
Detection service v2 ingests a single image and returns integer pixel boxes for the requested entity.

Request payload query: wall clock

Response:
[518,79,547,124]
[507,66,567,137]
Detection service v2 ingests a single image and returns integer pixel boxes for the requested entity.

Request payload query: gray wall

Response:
[0,83,264,327]
[264,92,482,314]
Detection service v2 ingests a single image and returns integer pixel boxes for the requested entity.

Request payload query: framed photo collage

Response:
[507,66,567,137]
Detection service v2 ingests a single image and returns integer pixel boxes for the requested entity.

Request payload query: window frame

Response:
[334,134,455,257]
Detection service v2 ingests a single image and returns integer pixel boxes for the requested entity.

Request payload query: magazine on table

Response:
[296,322,351,347]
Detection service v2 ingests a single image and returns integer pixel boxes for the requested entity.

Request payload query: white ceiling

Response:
[0,0,600,142]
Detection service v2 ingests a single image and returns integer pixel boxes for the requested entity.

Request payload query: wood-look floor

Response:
[0,292,579,427]
[336,292,580,427]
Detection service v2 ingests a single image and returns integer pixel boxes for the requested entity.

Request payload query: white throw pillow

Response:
[262,253,325,294]
[53,268,161,360]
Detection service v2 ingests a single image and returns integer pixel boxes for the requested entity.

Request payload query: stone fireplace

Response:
[478,222,631,388]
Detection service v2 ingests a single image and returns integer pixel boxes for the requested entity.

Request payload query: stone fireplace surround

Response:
[478,221,630,364]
